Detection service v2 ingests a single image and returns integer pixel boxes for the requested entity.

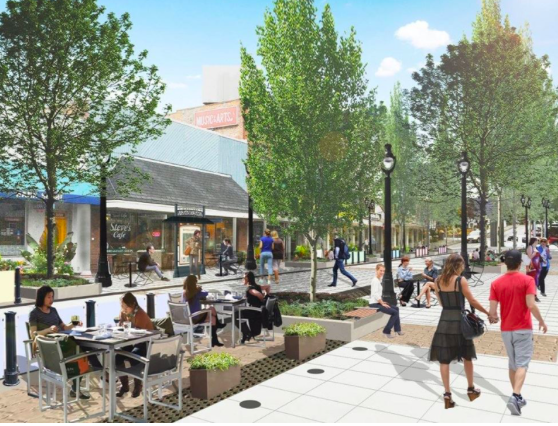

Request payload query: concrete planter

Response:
[480,264,507,274]
[20,281,101,301]
[190,365,241,400]
[285,333,326,360]
[284,261,334,269]
[0,270,15,304]
[277,313,389,342]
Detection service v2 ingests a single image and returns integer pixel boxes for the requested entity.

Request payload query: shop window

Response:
[0,200,25,246]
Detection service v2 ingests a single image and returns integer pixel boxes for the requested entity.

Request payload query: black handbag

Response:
[456,277,486,340]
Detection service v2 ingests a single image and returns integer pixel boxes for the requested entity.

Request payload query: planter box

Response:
[278,313,389,342]
[346,251,366,265]
[0,270,15,304]
[284,261,334,269]
[20,281,101,301]
[392,250,400,259]
[477,264,507,274]
[190,365,241,400]
[285,333,326,360]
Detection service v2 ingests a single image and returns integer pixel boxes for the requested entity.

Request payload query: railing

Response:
[438,245,448,255]
[414,247,429,258]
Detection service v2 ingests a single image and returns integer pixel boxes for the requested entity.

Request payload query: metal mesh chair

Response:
[114,336,185,422]
[35,336,106,423]
[168,292,183,304]
[237,297,276,347]
[168,301,212,355]
[24,322,38,397]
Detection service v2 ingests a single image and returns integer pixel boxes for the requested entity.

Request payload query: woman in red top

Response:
[525,238,541,302]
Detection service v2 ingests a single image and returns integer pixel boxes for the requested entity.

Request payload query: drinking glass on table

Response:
[71,315,80,326]
[113,316,120,326]
[123,321,132,335]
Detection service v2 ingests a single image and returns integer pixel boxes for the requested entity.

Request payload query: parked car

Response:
[467,230,480,243]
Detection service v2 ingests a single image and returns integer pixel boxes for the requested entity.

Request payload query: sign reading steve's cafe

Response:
[194,107,238,129]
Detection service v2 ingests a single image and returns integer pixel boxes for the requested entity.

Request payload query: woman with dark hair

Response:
[526,237,541,302]
[115,292,154,398]
[236,271,265,344]
[182,275,225,347]
[429,254,490,409]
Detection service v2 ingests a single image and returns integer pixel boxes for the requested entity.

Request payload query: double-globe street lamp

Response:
[521,195,532,244]
[458,152,472,279]
[542,198,551,238]
[381,144,397,306]
[364,198,375,255]
[244,164,257,271]
[96,155,112,287]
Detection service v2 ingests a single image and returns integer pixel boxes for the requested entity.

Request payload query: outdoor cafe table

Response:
[69,328,162,422]
[202,298,247,348]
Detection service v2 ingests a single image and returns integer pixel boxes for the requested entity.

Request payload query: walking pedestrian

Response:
[369,264,402,338]
[259,229,274,285]
[396,256,415,306]
[328,235,357,287]
[271,230,285,285]
[536,238,551,297]
[488,249,548,416]
[186,230,202,280]
[429,253,490,409]
[526,238,541,302]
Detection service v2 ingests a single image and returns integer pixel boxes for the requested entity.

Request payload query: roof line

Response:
[167,118,248,145]
[131,156,234,178]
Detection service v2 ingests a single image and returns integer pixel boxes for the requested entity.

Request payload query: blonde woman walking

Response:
[271,230,285,284]
[429,253,490,409]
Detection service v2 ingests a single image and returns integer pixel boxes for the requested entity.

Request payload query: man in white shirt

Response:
[369,264,403,338]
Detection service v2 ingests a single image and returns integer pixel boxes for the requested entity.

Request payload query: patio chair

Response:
[168,292,183,304]
[35,336,106,423]
[168,301,212,355]
[237,296,276,347]
[204,290,234,334]
[114,336,185,423]
[24,322,38,397]
[134,262,154,286]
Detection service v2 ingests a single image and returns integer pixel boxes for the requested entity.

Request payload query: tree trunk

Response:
[497,192,504,253]
[309,242,318,302]
[402,222,406,253]
[512,189,517,249]
[479,194,487,261]
[45,196,56,278]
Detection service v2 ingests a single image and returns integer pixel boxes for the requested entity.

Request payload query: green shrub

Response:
[189,352,240,371]
[283,322,326,337]
[0,255,26,271]
[20,232,76,275]
[294,245,311,259]
[348,243,358,252]
[22,276,90,288]
[279,298,368,320]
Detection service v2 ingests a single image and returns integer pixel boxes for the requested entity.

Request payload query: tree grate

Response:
[99,339,344,423]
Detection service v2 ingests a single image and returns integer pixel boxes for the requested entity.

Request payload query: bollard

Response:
[85,300,96,327]
[146,293,155,319]
[14,267,21,304]
[125,262,136,288]
[3,311,20,386]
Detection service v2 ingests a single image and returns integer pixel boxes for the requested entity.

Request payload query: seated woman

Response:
[182,275,225,348]
[396,256,415,307]
[236,271,265,344]
[414,257,438,308]
[115,292,154,398]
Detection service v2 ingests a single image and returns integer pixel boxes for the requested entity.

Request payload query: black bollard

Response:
[14,267,21,304]
[3,311,20,386]
[125,262,136,288]
[146,293,155,319]
[85,300,96,327]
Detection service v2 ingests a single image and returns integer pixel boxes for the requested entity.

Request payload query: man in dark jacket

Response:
[220,239,237,275]
[138,244,170,281]
[328,236,358,287]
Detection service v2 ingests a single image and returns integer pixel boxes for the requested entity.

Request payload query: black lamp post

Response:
[542,198,550,238]
[244,164,257,271]
[458,152,472,279]
[96,155,112,287]
[521,195,531,245]
[365,198,375,255]
[381,144,397,306]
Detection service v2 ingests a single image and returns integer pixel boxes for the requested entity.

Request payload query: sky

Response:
[3,0,558,111]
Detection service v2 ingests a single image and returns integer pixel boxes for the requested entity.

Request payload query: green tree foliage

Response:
[410,0,557,259]
[0,0,169,277]
[240,0,382,299]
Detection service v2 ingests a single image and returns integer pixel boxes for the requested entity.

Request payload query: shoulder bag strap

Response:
[456,276,465,311]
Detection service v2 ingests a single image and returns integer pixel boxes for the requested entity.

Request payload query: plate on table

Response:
[129,329,148,335]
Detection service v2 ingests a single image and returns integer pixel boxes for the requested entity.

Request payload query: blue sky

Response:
[3,0,558,111]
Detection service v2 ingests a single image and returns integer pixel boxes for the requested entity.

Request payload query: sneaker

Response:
[535,296,541,303]
[518,397,527,408]
[327,283,336,287]
[352,280,358,287]
[541,293,547,297]
[383,332,395,339]
[396,331,405,336]
[507,396,522,416]
[161,277,170,282]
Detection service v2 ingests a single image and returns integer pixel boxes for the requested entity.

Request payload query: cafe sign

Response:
[194,107,238,129]
[177,207,204,218]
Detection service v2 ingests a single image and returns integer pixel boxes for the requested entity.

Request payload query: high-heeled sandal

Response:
[467,386,481,401]
[444,392,455,409]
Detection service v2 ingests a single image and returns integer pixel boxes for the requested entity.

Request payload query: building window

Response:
[0,200,25,246]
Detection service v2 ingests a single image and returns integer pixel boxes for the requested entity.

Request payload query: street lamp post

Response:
[96,155,112,288]
[542,198,550,238]
[521,195,531,245]
[244,164,257,271]
[365,198,375,255]
[458,152,472,279]
[381,144,397,306]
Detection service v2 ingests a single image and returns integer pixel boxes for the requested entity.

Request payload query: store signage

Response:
[177,207,204,218]
[110,220,131,241]
[151,231,161,237]
[194,107,238,129]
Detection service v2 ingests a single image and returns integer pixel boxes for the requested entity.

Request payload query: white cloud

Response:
[395,21,450,49]
[375,57,402,77]
[407,62,426,74]
[164,81,188,89]
[184,74,202,80]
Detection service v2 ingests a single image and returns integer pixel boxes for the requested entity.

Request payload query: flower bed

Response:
[278,298,369,320]
[20,275,101,300]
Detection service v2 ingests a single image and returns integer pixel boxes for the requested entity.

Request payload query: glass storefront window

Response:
[0,200,25,245]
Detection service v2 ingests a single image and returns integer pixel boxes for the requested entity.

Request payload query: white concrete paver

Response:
[176,341,558,423]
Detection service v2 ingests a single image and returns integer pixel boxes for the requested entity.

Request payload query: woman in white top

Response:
[369,264,403,338]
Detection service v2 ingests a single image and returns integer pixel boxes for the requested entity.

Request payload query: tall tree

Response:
[410,0,557,260]
[0,0,169,277]
[240,0,382,300]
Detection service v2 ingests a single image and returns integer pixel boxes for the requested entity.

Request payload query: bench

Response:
[343,307,379,319]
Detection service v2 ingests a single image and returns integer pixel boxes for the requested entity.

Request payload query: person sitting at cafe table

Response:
[396,256,415,307]
[236,271,266,344]
[182,275,226,347]
[115,292,154,398]
[413,257,438,308]
[29,285,92,399]
[138,244,170,281]
[220,238,238,275]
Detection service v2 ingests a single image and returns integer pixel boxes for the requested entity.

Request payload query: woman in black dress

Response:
[237,271,266,343]
[430,253,490,409]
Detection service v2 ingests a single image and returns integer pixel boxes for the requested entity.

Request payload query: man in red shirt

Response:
[489,250,548,416]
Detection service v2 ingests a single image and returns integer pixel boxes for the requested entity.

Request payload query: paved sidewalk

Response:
[177,341,558,423]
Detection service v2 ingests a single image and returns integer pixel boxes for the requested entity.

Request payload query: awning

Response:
[164,216,215,224]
